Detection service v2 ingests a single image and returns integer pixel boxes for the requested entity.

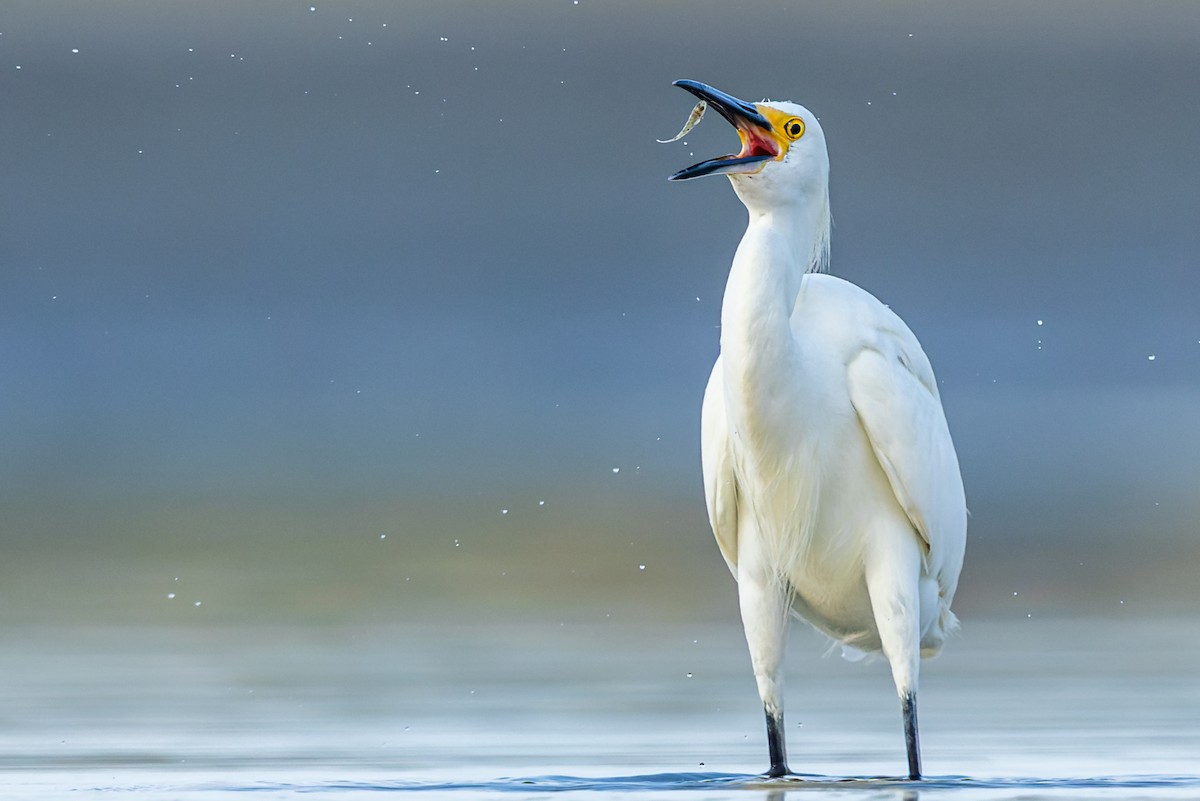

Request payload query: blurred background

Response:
[3,0,1198,631]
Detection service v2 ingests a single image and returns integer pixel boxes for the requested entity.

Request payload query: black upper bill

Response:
[672,80,771,130]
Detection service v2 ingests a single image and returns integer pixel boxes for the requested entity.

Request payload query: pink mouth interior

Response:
[737,124,780,160]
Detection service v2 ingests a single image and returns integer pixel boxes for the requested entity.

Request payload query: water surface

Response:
[4,618,1198,799]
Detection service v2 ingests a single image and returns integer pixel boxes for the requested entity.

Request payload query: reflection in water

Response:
[0,618,1198,799]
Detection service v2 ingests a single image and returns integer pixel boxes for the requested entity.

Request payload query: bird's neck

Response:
[720,208,819,386]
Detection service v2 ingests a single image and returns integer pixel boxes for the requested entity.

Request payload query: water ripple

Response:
[218,772,1200,793]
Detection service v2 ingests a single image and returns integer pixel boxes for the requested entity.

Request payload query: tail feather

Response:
[919,606,960,658]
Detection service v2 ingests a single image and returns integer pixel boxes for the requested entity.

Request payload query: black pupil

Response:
[789,123,801,136]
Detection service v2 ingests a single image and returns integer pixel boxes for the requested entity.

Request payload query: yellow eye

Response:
[783,118,805,140]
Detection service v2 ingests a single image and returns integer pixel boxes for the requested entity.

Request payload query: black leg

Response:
[764,706,791,778]
[902,691,921,780]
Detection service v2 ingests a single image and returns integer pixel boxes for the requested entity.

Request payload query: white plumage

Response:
[668,80,966,780]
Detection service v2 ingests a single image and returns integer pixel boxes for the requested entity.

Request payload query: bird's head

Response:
[667,80,828,213]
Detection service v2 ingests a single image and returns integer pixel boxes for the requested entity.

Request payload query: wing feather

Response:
[846,341,967,603]
[701,358,739,575]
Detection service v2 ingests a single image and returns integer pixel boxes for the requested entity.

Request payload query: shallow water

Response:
[4,618,1199,799]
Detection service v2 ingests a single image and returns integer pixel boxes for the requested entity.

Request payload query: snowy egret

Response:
[666,80,966,780]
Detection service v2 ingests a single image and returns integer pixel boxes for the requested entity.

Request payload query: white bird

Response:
[666,80,966,780]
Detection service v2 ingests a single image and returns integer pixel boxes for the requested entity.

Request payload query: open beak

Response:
[668,80,781,181]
